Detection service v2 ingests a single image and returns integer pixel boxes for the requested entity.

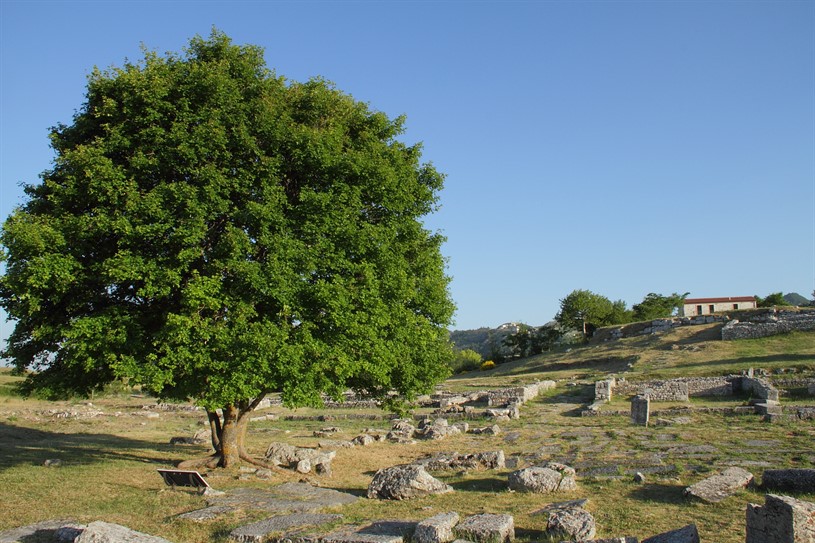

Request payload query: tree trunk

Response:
[218,404,247,468]
[179,395,273,470]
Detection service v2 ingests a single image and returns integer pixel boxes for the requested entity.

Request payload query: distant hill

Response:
[449,323,522,359]
[784,292,811,306]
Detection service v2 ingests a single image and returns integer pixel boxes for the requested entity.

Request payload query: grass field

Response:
[0,325,813,542]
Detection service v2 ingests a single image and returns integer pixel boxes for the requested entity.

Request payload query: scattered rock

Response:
[265,442,336,474]
[415,451,505,472]
[387,420,417,443]
[74,521,174,543]
[418,419,462,440]
[470,425,501,435]
[641,524,699,543]
[352,434,376,447]
[508,463,577,493]
[533,499,589,515]
[454,514,514,543]
[177,505,234,522]
[318,440,355,449]
[414,512,460,543]
[367,465,453,500]
[228,513,342,543]
[181,482,358,520]
[323,520,416,543]
[0,519,78,543]
[683,467,753,503]
[255,469,273,480]
[546,506,596,541]
[43,459,63,467]
[633,472,645,484]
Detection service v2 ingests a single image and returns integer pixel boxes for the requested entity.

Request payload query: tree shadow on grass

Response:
[447,476,507,493]
[0,421,180,470]
[627,483,687,505]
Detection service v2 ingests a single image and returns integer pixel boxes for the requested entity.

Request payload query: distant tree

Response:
[609,299,633,325]
[755,292,790,307]
[449,348,481,374]
[0,32,454,468]
[530,324,562,353]
[555,289,617,339]
[631,292,689,321]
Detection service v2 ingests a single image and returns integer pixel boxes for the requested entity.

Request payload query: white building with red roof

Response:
[680,296,757,317]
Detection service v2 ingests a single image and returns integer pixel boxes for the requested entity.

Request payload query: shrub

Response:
[480,360,495,371]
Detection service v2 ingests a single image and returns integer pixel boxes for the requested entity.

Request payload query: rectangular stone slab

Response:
[229,513,342,543]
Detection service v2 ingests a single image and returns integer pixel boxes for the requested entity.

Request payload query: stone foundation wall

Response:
[722,309,815,340]
[594,315,729,342]
[594,308,815,343]
[613,377,733,400]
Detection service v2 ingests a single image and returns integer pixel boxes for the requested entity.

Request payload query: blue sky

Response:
[1,1,813,347]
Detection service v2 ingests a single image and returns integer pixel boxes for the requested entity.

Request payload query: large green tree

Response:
[555,289,623,339]
[0,32,455,468]
[631,292,688,321]
[755,292,789,308]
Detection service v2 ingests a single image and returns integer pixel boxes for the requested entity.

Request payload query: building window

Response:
[709,305,715,314]
[733,304,739,310]
[697,305,703,315]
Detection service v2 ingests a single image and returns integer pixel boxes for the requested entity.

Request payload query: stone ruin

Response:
[592,307,815,343]
[426,381,555,422]
[630,395,650,426]
[746,494,815,543]
[585,372,815,422]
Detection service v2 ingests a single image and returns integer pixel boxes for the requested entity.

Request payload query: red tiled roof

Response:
[684,297,756,304]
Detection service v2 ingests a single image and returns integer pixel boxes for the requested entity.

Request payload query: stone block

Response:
[508,463,577,493]
[546,506,596,541]
[323,521,416,543]
[630,395,650,426]
[641,524,699,543]
[228,513,342,543]
[0,520,78,543]
[683,467,753,503]
[74,521,174,543]
[753,401,782,416]
[367,465,453,500]
[414,513,460,543]
[762,468,815,492]
[746,494,815,543]
[454,514,514,543]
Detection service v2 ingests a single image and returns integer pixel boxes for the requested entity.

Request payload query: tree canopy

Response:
[631,292,688,321]
[755,292,790,308]
[0,31,455,467]
[555,289,628,339]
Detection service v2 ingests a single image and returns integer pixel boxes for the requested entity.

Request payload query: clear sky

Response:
[1,1,813,349]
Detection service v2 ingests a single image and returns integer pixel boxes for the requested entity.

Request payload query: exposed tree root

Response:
[239,450,281,471]
[178,454,221,470]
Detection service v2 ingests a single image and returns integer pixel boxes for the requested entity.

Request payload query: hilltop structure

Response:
[680,296,757,316]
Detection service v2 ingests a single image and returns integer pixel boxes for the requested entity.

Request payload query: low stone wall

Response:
[722,309,815,340]
[613,377,733,400]
[594,308,815,342]
[594,315,729,342]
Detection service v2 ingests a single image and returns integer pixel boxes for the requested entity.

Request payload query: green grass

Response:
[0,328,814,542]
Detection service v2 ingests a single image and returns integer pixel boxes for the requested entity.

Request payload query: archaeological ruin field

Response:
[0,322,813,542]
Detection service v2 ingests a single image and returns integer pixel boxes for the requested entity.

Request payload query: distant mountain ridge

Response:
[449,322,525,360]
[783,292,811,306]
